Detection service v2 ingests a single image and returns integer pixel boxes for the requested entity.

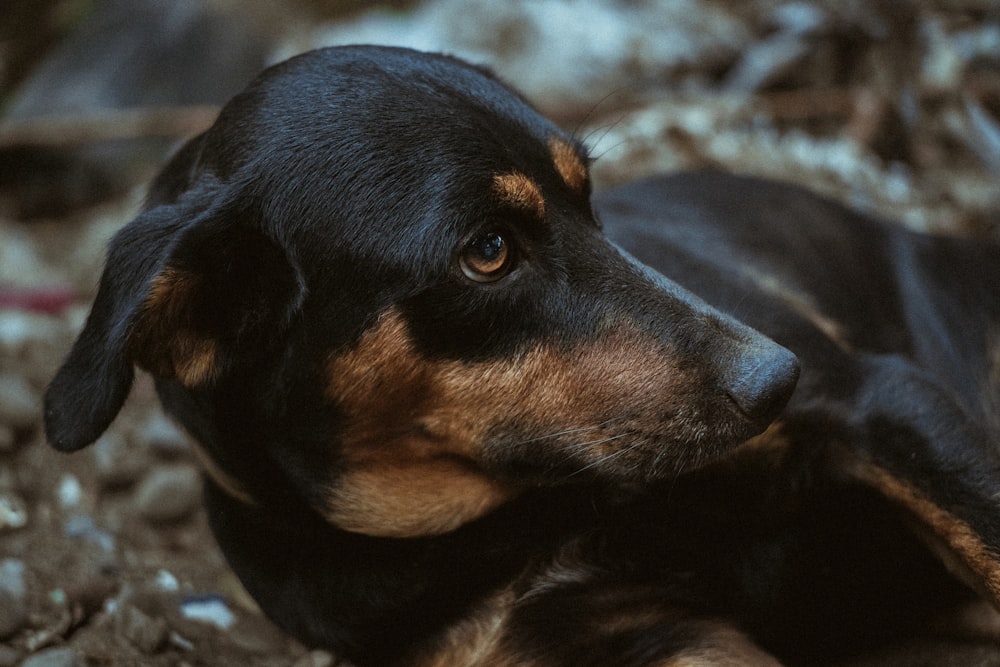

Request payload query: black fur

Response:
[46,46,1000,666]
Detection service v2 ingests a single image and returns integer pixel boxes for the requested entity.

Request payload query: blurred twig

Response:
[0,105,220,149]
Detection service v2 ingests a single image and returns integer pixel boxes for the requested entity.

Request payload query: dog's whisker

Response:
[572,86,629,139]
[511,417,630,448]
[512,424,604,447]
[567,439,644,478]
[555,430,637,458]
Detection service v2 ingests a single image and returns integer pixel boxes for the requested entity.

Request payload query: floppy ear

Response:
[45,200,305,452]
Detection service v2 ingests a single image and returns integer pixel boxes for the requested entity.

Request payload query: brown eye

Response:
[460,232,512,282]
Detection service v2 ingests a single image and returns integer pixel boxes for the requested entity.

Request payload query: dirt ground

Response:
[1,1,999,665]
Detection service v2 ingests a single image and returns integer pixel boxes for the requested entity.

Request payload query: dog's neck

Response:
[202,474,600,664]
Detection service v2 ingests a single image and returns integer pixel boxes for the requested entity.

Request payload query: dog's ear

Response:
[45,199,304,452]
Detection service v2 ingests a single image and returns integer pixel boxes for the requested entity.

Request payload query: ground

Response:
[1,1,999,665]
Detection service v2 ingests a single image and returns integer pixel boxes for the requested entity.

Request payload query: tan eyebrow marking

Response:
[548,137,589,193]
[492,171,546,219]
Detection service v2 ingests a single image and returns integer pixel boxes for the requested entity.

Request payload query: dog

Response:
[44,45,1000,665]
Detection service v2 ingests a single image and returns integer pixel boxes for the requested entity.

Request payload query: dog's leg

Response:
[409,587,782,667]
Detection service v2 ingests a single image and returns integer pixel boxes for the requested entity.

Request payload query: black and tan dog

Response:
[45,46,1000,665]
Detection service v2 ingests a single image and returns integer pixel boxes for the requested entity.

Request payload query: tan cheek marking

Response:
[332,310,695,473]
[130,267,220,387]
[325,309,699,536]
[326,459,514,538]
[548,137,589,193]
[846,459,1000,605]
[492,172,546,219]
[326,311,518,537]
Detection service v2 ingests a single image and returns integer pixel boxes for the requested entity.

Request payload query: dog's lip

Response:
[483,408,778,485]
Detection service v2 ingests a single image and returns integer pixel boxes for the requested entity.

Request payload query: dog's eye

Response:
[460,232,513,282]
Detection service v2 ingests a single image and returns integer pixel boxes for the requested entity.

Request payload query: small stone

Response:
[93,432,147,489]
[117,604,169,654]
[56,474,83,508]
[19,647,79,667]
[139,413,190,458]
[167,630,194,651]
[0,374,40,431]
[0,494,27,531]
[0,559,25,597]
[63,516,116,553]
[135,465,202,524]
[179,595,234,630]
[293,649,337,667]
[153,569,179,593]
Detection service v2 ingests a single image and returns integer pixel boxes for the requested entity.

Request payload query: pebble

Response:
[56,474,83,508]
[0,311,62,352]
[139,412,190,458]
[135,465,202,524]
[19,647,79,667]
[0,494,27,531]
[63,515,116,553]
[117,604,169,654]
[0,373,41,431]
[93,432,147,489]
[153,569,180,593]
[0,559,25,597]
[179,595,234,630]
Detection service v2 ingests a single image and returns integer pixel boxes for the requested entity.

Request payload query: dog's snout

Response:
[724,343,800,425]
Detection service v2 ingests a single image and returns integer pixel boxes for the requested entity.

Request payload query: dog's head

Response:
[45,46,798,538]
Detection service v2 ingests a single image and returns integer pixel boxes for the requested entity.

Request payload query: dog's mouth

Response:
[477,338,799,486]
[484,397,788,486]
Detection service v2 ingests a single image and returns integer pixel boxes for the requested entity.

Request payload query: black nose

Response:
[724,343,800,424]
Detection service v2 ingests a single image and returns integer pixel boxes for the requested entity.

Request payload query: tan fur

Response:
[130,267,220,387]
[740,420,790,453]
[655,622,781,666]
[848,460,1000,606]
[493,172,546,219]
[325,458,514,537]
[325,308,707,537]
[409,544,781,666]
[548,137,588,193]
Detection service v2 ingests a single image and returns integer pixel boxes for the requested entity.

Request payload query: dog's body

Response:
[44,46,1000,665]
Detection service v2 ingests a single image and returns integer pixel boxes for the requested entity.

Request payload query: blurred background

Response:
[0,1,998,665]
